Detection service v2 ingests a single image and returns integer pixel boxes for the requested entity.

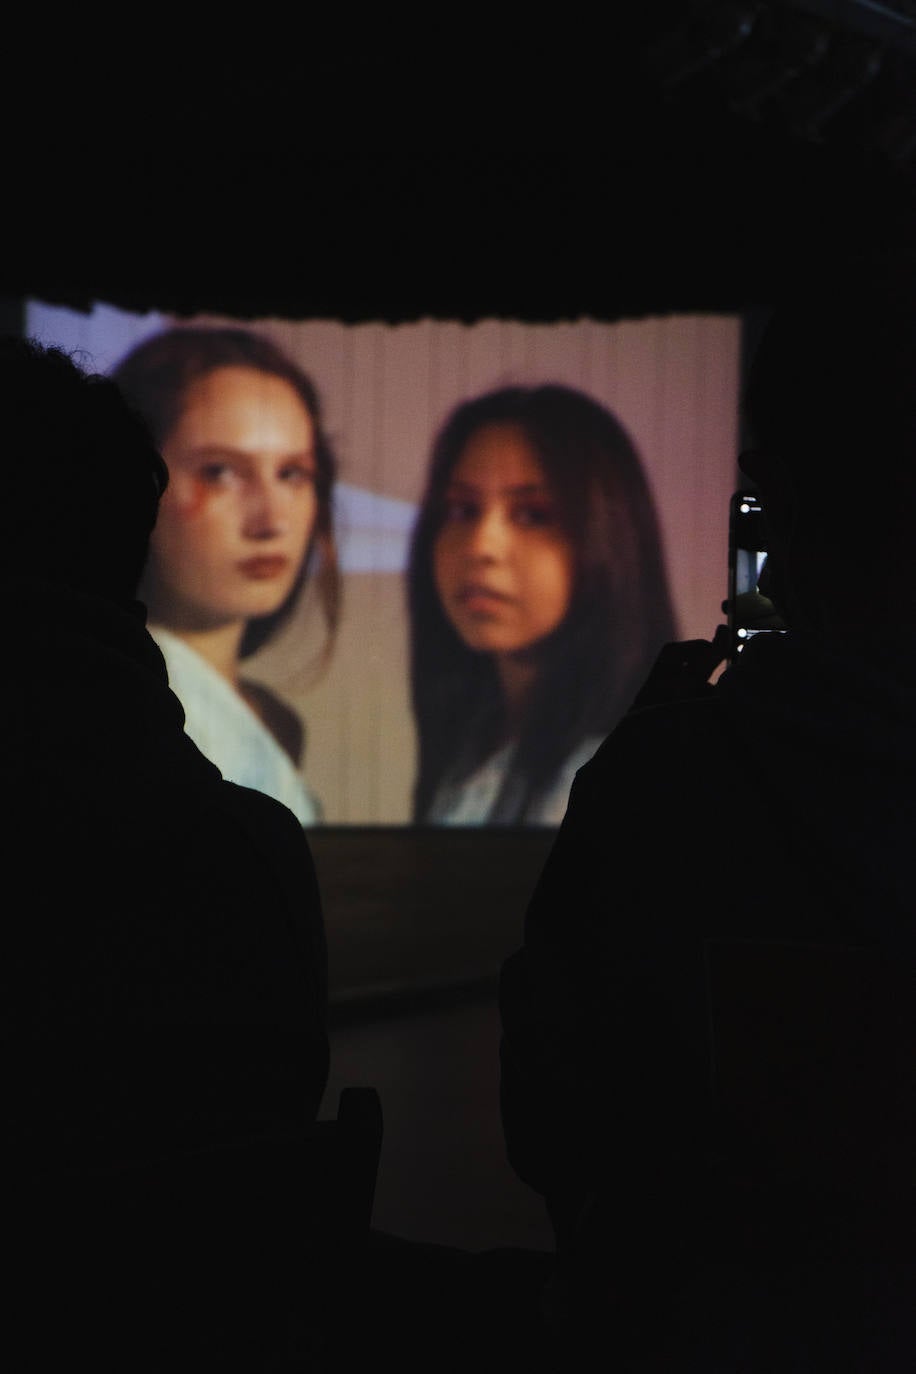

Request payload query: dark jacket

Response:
[3,579,331,1365]
[499,629,916,1365]
[4,578,329,1158]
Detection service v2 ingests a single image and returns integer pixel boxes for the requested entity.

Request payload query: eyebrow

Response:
[185,444,316,462]
[445,480,551,496]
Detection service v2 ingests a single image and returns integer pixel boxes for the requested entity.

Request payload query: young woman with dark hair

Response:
[407,383,677,825]
[111,326,340,824]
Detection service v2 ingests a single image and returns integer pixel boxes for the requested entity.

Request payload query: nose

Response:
[243,478,288,540]
[466,506,509,561]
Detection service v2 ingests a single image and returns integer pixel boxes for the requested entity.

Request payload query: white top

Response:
[428,734,604,827]
[151,627,321,826]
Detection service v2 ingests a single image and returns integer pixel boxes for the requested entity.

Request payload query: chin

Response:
[238,583,297,618]
[459,630,524,655]
[240,598,289,623]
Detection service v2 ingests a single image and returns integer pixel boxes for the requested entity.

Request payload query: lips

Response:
[456,583,512,611]
[238,556,290,579]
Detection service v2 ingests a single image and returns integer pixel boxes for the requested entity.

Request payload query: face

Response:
[149,366,318,628]
[433,423,576,658]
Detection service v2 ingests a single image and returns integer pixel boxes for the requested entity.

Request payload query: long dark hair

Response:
[407,383,677,823]
[111,326,340,663]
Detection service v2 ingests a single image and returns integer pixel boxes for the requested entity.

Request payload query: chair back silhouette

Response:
[11,1084,383,1370]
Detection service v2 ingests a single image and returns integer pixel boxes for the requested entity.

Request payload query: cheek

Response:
[149,499,183,559]
[164,475,214,523]
[293,489,319,548]
[532,547,575,625]
[432,530,457,598]
[153,489,232,568]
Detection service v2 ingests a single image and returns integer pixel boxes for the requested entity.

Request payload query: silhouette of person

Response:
[111,326,340,824]
[497,235,916,1368]
[407,384,676,825]
[1,337,330,1365]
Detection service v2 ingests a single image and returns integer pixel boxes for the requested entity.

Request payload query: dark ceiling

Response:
[5,1,916,323]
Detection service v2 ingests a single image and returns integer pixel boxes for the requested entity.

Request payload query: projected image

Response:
[407,385,676,825]
[109,327,340,823]
[25,301,742,826]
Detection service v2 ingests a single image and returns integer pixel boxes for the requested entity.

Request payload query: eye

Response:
[512,501,556,528]
[196,462,235,487]
[279,462,316,488]
[442,495,479,523]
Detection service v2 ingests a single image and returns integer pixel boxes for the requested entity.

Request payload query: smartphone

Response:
[725,490,787,662]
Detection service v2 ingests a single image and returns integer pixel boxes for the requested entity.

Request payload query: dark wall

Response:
[5,5,915,327]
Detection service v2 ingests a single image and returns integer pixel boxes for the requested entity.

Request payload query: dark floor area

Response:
[321,989,554,1255]
[312,826,556,1255]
